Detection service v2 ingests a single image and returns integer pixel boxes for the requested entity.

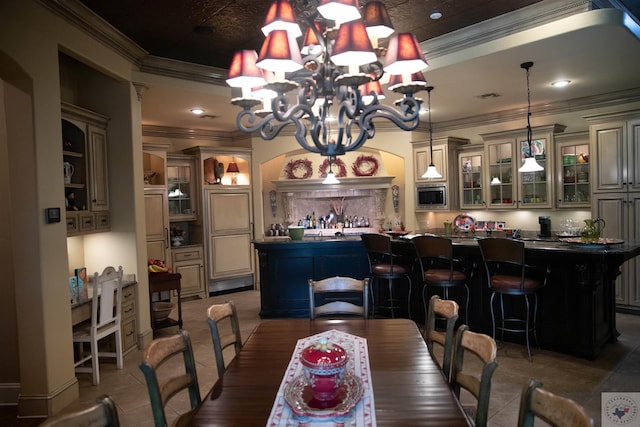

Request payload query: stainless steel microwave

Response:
[416,184,448,210]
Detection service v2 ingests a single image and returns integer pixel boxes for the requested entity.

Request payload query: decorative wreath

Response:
[351,154,379,177]
[283,158,313,179]
[318,158,347,178]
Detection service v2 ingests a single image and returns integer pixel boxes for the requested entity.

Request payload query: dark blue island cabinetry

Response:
[254,238,370,318]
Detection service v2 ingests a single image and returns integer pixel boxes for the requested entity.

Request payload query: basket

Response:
[151,302,174,322]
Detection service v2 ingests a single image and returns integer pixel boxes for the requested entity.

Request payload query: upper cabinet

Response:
[554,131,590,208]
[167,154,197,221]
[481,124,565,210]
[62,102,110,236]
[587,114,640,194]
[143,142,170,188]
[458,147,485,209]
[184,146,252,188]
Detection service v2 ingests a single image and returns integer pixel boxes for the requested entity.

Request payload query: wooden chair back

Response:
[308,276,369,319]
[40,395,120,427]
[207,301,243,378]
[451,325,499,427]
[139,329,201,427]
[425,295,459,381]
[518,379,594,427]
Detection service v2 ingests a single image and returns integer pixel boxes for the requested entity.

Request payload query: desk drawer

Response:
[121,300,135,321]
[122,318,137,352]
[172,246,203,263]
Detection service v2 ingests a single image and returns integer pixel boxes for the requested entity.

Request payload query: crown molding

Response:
[37,0,148,66]
[142,125,233,143]
[139,56,228,87]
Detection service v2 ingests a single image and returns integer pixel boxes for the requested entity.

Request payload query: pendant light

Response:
[322,159,340,184]
[518,61,543,173]
[421,86,442,179]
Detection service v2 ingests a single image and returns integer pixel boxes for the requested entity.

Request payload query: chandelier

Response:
[226,0,429,159]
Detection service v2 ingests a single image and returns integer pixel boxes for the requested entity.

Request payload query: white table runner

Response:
[267,329,376,426]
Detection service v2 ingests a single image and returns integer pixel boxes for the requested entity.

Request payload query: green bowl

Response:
[288,226,305,240]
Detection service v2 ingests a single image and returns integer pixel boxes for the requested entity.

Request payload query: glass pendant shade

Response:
[262,0,302,37]
[226,50,266,89]
[317,0,360,23]
[322,171,340,184]
[362,1,394,47]
[256,29,303,74]
[331,19,377,67]
[490,176,502,185]
[384,33,428,75]
[519,156,543,172]
[421,165,442,179]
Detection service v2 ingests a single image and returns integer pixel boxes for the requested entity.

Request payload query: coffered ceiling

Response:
[72,0,640,134]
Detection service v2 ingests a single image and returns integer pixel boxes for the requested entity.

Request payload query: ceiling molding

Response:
[38,0,147,66]
[139,56,228,87]
[142,125,233,143]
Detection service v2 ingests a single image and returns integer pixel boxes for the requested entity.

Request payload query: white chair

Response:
[73,266,124,385]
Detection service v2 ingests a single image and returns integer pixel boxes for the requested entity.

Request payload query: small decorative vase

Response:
[581,218,605,243]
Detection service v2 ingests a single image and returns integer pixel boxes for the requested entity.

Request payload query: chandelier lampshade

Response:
[227,50,267,99]
[228,0,429,158]
[384,33,428,75]
[331,19,377,70]
[362,1,394,48]
[262,0,302,37]
[317,0,360,23]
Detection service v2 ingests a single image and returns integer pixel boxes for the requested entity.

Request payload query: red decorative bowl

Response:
[300,338,348,402]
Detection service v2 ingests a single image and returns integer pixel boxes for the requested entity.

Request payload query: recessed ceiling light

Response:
[430,11,442,20]
[551,80,571,88]
[190,108,204,115]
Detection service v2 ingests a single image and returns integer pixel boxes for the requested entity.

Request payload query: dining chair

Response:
[40,395,120,427]
[139,329,201,427]
[413,234,471,323]
[207,301,243,379]
[308,276,369,319]
[477,237,549,361]
[450,324,499,427]
[361,233,413,318]
[73,265,124,385]
[424,295,459,382]
[518,379,594,427]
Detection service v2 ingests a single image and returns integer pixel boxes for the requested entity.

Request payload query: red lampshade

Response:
[317,0,360,23]
[301,22,323,55]
[331,19,376,67]
[384,33,428,75]
[262,0,302,38]
[257,29,303,73]
[226,50,267,89]
[387,71,426,90]
[226,162,240,174]
[362,1,394,43]
[359,79,385,104]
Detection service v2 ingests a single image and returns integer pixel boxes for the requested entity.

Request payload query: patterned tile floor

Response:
[10,289,640,426]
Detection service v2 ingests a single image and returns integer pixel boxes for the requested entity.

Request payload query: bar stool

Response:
[477,238,549,361]
[413,235,471,324]
[361,233,413,318]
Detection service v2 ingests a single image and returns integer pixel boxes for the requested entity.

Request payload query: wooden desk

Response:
[148,272,182,330]
[189,318,470,426]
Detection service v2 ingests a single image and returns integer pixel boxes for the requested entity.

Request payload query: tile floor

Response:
[18,290,640,426]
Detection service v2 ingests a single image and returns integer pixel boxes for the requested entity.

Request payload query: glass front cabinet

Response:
[482,124,565,209]
[458,148,485,209]
[167,154,197,221]
[554,131,590,208]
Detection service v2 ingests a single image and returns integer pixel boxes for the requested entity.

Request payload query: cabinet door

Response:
[594,193,626,304]
[518,137,552,208]
[414,144,446,182]
[629,120,640,193]
[459,150,485,208]
[87,125,109,211]
[555,134,590,208]
[591,121,626,192]
[167,156,197,220]
[174,261,205,298]
[208,192,251,234]
[486,141,516,209]
[145,190,170,264]
[209,234,253,279]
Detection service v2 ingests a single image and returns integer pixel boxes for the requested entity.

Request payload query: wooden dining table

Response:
[188,318,471,426]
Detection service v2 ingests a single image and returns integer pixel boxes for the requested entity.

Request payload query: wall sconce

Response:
[227,160,240,185]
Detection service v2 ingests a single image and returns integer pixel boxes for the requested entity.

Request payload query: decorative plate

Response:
[563,237,624,247]
[453,214,476,232]
[284,372,364,420]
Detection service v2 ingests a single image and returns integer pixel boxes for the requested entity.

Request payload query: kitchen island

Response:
[254,234,640,359]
